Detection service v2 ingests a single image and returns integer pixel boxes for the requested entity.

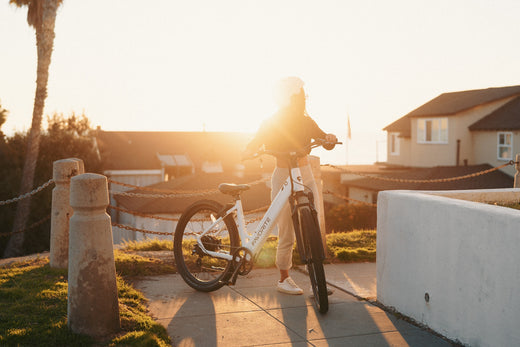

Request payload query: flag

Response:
[347,115,352,140]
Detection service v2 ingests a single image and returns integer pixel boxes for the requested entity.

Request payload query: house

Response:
[384,85,520,176]
[336,85,520,205]
[94,130,278,243]
[337,164,513,205]
[95,130,275,185]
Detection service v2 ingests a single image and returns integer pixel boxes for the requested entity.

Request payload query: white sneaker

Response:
[277,277,304,295]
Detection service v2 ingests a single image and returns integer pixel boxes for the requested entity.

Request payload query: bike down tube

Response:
[247,166,304,256]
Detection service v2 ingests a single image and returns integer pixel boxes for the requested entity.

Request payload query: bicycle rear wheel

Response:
[174,200,239,292]
[299,207,328,313]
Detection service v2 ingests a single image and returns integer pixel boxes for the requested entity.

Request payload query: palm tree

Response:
[3,0,63,258]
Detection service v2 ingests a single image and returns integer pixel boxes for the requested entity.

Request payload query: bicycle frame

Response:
[194,165,306,261]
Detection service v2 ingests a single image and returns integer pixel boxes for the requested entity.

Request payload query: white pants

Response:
[271,163,318,271]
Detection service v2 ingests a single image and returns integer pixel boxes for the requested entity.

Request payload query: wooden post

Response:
[68,173,120,337]
[309,156,328,255]
[49,159,79,269]
[515,154,520,188]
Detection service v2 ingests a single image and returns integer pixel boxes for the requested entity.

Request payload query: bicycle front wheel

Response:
[299,207,328,313]
[174,200,239,292]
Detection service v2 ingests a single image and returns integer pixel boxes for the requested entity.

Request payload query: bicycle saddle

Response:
[218,183,251,195]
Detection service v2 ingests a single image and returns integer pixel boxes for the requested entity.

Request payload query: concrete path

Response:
[133,263,454,347]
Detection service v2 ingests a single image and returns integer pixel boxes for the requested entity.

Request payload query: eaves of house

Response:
[95,130,275,174]
[345,164,513,192]
[384,85,520,137]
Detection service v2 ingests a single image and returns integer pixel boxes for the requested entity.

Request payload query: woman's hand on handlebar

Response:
[325,133,338,143]
[317,134,340,150]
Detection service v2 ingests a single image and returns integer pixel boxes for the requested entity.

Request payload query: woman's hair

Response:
[274,77,304,105]
[287,89,306,116]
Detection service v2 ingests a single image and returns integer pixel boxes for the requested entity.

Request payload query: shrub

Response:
[325,203,377,233]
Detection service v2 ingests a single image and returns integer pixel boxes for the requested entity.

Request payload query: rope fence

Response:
[0,179,54,206]
[322,160,515,184]
[2,160,517,237]
[108,161,516,235]
[108,177,269,198]
[0,214,51,237]
[108,204,269,236]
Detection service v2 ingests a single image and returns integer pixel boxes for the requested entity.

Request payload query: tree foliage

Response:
[0,101,7,134]
[0,112,102,256]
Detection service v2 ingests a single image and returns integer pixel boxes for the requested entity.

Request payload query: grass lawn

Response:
[0,255,171,346]
[0,230,375,345]
[121,229,377,266]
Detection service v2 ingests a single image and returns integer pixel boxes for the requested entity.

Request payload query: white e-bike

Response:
[173,140,340,313]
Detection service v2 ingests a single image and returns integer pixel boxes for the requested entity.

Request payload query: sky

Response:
[1,0,519,165]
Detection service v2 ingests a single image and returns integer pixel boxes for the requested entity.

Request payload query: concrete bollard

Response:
[69,157,85,174]
[50,159,80,269]
[67,173,120,337]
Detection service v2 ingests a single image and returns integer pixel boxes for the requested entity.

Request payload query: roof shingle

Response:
[469,96,520,131]
[384,85,520,134]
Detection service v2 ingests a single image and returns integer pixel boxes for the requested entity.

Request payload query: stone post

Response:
[50,159,80,269]
[309,155,328,255]
[68,173,120,337]
[515,154,520,188]
[69,157,85,174]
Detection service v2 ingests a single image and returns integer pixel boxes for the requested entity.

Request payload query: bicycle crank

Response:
[227,247,254,285]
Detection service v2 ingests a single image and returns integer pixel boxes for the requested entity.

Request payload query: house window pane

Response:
[417,120,425,142]
[425,121,432,142]
[440,118,448,142]
[390,133,400,155]
[417,118,448,144]
[497,132,513,160]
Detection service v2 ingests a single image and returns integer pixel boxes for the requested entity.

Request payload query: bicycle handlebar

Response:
[243,139,342,161]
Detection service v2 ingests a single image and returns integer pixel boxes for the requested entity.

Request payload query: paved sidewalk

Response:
[133,263,454,347]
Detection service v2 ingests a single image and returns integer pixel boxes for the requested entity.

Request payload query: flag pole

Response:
[346,115,352,165]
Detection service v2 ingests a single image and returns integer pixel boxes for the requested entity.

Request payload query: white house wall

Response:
[135,215,178,242]
[112,211,136,244]
[386,136,411,166]
[349,187,375,204]
[472,131,519,177]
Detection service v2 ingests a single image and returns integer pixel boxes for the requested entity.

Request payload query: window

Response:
[389,133,400,155]
[417,118,448,144]
[497,132,513,160]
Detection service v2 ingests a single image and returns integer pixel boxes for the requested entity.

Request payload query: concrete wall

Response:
[377,189,520,347]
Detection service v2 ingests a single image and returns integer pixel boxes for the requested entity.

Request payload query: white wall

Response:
[377,189,520,347]
[472,131,520,177]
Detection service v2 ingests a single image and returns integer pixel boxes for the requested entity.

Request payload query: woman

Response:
[243,77,337,294]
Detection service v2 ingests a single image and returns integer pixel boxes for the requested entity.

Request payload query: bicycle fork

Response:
[291,191,325,264]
